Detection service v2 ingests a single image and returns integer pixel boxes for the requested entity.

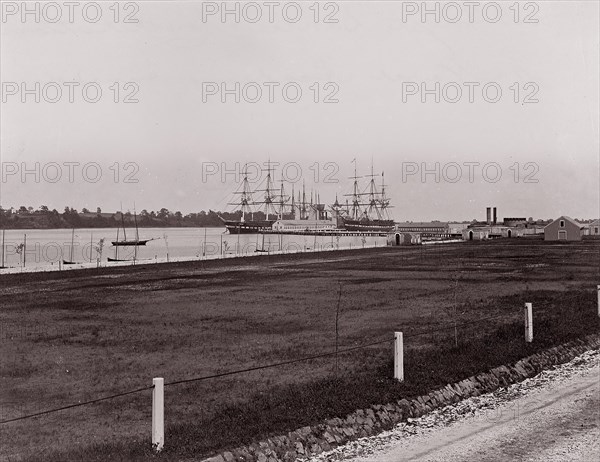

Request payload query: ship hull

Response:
[112,240,150,246]
[341,219,395,233]
[223,220,275,234]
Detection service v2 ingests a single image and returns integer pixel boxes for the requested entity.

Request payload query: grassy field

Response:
[1,238,599,461]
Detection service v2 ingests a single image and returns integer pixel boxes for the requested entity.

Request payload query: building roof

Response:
[543,216,584,230]
[395,222,449,228]
[467,224,510,230]
[80,212,117,219]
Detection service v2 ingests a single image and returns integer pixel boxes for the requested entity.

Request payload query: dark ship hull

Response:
[341,219,395,233]
[111,240,150,246]
[107,257,147,262]
[223,220,275,234]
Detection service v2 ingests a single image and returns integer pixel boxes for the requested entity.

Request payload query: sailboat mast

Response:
[134,210,139,241]
[120,205,127,241]
[1,229,5,267]
[133,204,139,258]
[70,228,75,262]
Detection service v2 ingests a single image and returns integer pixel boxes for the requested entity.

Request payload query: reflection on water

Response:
[0,227,386,271]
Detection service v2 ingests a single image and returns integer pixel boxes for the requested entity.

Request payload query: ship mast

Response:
[339,160,393,223]
[301,182,307,220]
[291,183,296,220]
[365,162,383,220]
[264,161,276,219]
[228,164,254,222]
[278,174,288,220]
[253,160,279,220]
[345,161,362,220]
[379,171,391,220]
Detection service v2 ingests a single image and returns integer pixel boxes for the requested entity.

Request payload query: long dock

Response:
[260,230,389,237]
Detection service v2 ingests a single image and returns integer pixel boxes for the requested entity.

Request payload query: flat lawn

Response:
[1,239,599,461]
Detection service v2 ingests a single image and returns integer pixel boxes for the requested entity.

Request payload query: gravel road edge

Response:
[201,333,600,462]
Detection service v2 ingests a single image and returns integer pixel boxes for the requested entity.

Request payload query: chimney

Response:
[486,207,491,225]
[493,207,497,225]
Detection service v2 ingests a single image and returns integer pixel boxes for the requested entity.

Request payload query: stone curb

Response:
[201,333,600,462]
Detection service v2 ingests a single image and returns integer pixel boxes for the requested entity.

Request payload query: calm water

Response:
[0,227,386,270]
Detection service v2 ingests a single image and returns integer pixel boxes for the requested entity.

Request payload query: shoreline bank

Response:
[0,242,386,276]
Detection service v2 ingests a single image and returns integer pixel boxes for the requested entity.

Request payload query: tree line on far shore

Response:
[0,206,251,229]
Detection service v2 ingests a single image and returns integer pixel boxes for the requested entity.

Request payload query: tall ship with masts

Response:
[221,161,393,234]
[335,163,394,232]
[221,163,283,234]
[221,163,335,234]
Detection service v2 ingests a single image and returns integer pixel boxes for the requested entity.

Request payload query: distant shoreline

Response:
[0,224,225,231]
[0,224,225,232]
[0,208,242,230]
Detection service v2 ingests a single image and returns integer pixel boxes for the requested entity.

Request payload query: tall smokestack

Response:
[493,207,497,225]
[486,207,491,225]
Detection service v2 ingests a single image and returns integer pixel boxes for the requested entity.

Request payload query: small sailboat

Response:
[112,239,152,246]
[108,227,135,262]
[62,228,78,265]
[255,233,269,253]
[111,206,154,246]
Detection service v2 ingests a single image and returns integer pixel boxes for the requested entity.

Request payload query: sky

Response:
[1,0,598,221]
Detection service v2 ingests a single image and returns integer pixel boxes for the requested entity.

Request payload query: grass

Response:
[0,239,599,461]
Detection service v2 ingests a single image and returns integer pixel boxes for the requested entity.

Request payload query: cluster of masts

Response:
[334,163,393,222]
[229,162,392,222]
[230,163,326,221]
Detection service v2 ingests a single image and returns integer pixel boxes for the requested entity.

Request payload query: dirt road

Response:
[350,357,599,462]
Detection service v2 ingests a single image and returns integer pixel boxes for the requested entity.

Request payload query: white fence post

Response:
[524,303,533,343]
[394,332,404,381]
[152,377,164,451]
[597,285,600,318]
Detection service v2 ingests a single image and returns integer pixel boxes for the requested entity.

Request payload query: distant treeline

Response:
[0,206,252,229]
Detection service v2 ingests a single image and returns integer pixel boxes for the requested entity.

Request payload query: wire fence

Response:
[0,385,154,425]
[2,289,594,426]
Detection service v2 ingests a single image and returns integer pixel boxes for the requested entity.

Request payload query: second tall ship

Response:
[335,165,394,232]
